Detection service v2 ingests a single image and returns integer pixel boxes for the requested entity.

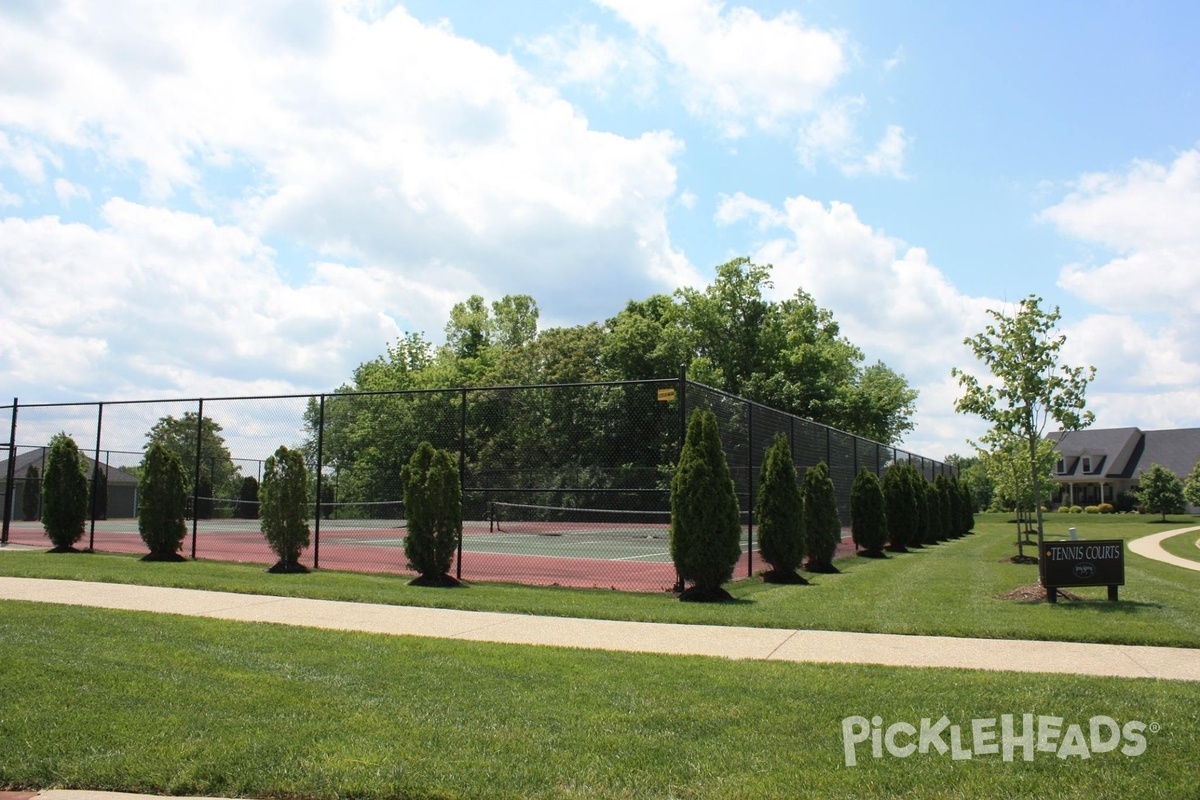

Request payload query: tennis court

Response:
[0,508,705,591]
[4,496,861,591]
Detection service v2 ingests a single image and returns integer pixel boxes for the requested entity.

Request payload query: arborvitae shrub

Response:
[137,442,188,561]
[41,433,89,552]
[670,408,742,600]
[936,475,956,539]
[403,441,462,586]
[195,477,214,520]
[956,476,975,534]
[236,476,260,519]
[90,465,108,520]
[850,468,888,557]
[903,465,929,547]
[21,465,40,521]
[881,463,915,551]
[260,445,311,573]
[802,461,841,573]
[755,433,805,582]
[925,481,943,544]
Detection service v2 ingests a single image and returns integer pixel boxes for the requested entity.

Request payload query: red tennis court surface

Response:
[2,520,858,593]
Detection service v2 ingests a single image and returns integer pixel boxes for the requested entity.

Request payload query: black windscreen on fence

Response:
[0,377,952,592]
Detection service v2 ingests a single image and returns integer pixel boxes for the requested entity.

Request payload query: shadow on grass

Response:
[1049,599,1165,613]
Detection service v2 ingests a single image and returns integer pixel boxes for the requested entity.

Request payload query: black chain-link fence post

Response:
[458,387,467,582]
[1,399,17,544]
[89,403,104,550]
[674,365,687,593]
[746,399,754,578]
[313,394,326,569]
[191,399,203,560]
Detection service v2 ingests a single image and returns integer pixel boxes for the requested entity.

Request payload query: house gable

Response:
[1047,428,1141,478]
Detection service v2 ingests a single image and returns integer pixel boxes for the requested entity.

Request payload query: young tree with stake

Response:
[952,295,1095,584]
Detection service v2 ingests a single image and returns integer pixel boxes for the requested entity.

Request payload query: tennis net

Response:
[489,501,673,539]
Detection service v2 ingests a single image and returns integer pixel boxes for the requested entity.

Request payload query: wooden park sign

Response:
[1041,539,1125,603]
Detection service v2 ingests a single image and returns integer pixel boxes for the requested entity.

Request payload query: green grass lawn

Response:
[3,513,1199,799]
[2,600,1198,800]
[1159,527,1200,563]
[3,514,1198,647]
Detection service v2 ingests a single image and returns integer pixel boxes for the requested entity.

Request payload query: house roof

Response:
[1047,427,1142,478]
[1047,427,1200,482]
[0,448,139,485]
[1138,429,1200,479]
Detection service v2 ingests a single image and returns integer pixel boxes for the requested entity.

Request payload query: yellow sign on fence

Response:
[657,388,676,402]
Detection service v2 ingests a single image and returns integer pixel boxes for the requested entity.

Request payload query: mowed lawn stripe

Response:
[2,601,1198,800]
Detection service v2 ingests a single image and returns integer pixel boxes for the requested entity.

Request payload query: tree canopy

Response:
[332,258,917,443]
[310,258,920,513]
[144,413,241,497]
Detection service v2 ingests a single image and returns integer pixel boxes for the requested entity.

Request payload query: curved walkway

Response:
[1128,525,1200,572]
[1,576,1198,682]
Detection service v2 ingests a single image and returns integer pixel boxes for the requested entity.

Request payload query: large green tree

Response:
[144,413,241,498]
[675,258,917,443]
[953,295,1095,581]
[312,264,922,524]
[601,295,691,380]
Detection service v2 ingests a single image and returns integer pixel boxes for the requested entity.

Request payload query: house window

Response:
[1082,456,1092,474]
[1056,458,1066,474]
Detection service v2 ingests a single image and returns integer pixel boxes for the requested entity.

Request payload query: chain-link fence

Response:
[1,377,952,591]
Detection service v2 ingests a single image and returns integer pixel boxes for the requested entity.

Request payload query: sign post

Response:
[1041,539,1124,603]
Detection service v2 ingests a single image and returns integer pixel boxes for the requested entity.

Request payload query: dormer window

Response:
[1056,458,1066,474]
[1081,456,1092,474]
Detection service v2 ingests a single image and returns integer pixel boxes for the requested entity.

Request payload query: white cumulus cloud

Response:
[595,0,847,138]
[0,1,701,402]
[1044,148,1200,312]
[715,191,998,456]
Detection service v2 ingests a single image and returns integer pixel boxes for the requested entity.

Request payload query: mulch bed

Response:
[1000,584,1083,602]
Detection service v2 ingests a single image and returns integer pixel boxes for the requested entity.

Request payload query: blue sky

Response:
[2,0,1199,459]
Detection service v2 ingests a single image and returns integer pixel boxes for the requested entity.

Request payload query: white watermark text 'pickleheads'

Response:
[841,714,1149,767]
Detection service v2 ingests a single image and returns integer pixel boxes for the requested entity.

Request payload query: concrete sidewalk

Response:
[2,576,1198,681]
[0,793,234,800]
[1128,525,1200,572]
